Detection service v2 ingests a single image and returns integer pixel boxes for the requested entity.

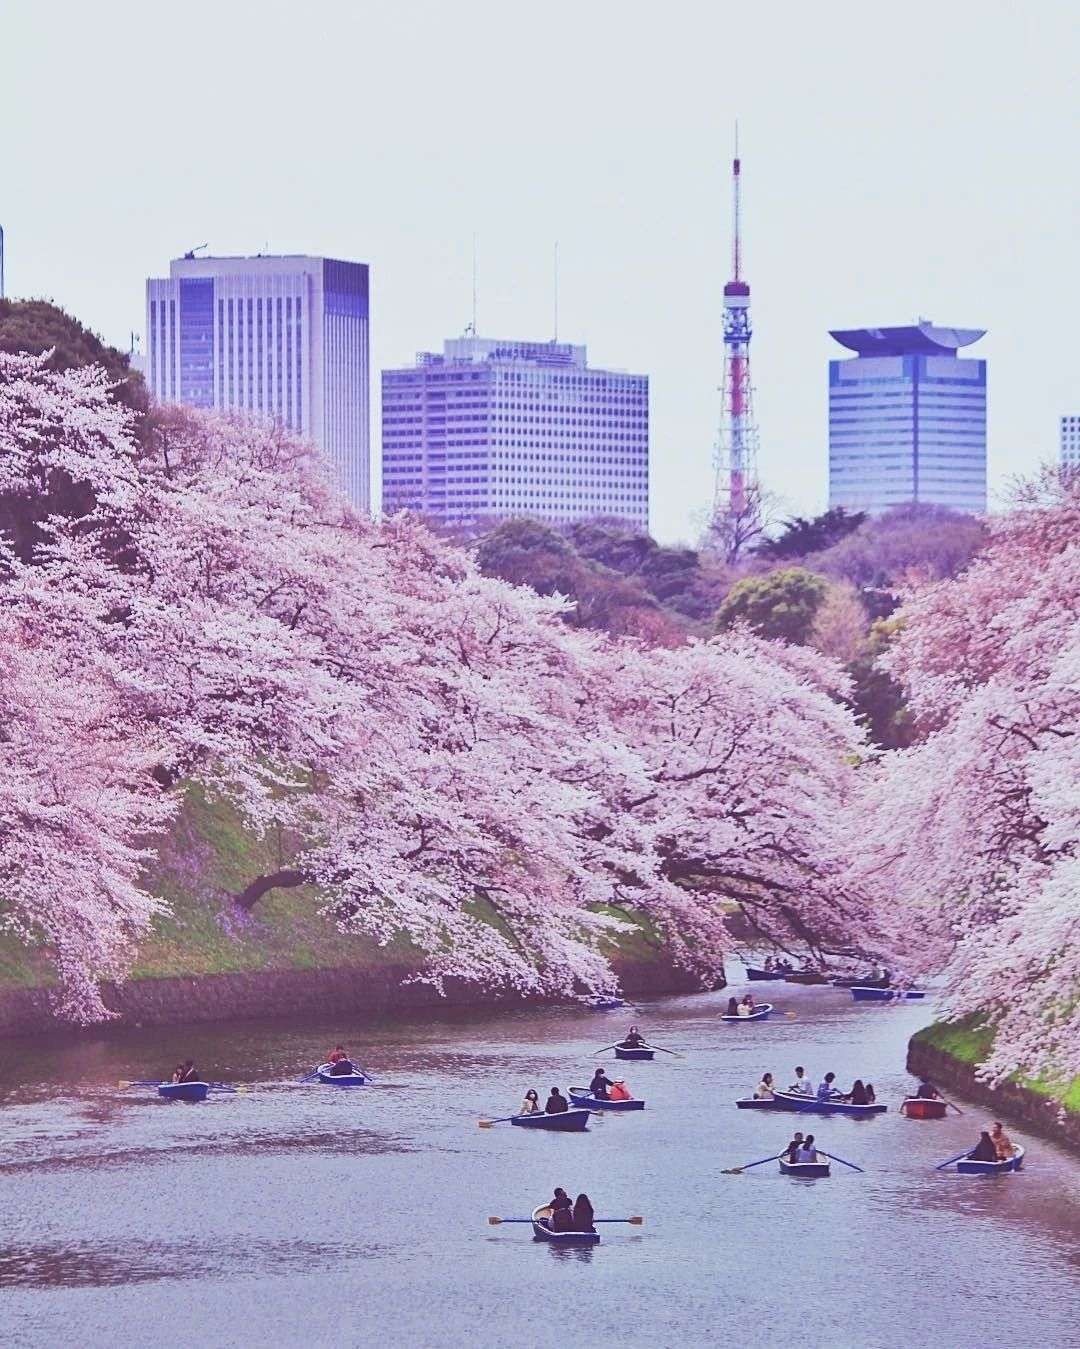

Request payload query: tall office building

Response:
[1060,415,1080,468]
[146,254,370,509]
[382,336,648,529]
[828,321,987,515]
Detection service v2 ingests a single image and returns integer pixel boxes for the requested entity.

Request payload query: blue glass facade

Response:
[178,278,215,408]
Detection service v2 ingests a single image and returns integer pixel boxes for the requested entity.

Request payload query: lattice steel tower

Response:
[712,131,760,526]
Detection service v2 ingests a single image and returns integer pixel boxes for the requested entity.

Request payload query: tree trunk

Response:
[232,868,307,912]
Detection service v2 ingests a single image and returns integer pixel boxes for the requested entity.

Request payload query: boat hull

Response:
[779,1159,831,1178]
[315,1063,370,1086]
[735,1096,788,1110]
[772,1091,886,1117]
[531,1204,600,1244]
[511,1108,591,1131]
[614,1047,654,1061]
[783,972,830,985]
[831,976,890,989]
[901,1097,947,1120]
[956,1146,1025,1175]
[158,1081,209,1102]
[851,987,926,1002]
[569,1089,644,1111]
[745,967,788,982]
[720,1004,772,1022]
[581,998,627,1011]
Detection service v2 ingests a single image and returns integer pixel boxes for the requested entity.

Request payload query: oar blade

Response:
[628,1215,644,1225]
[487,1216,502,1224]
[478,1120,494,1128]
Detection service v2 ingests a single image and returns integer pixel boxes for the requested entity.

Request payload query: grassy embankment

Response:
[913,1018,1080,1115]
[0,786,667,994]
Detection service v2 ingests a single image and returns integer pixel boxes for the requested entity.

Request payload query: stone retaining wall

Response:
[0,955,706,1039]
[907,1036,1080,1158]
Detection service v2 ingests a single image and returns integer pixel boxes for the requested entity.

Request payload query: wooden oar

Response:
[298,1069,320,1082]
[478,1116,518,1128]
[721,1150,786,1175]
[935,1147,973,1170]
[642,1043,683,1058]
[593,1044,620,1055]
[819,1149,864,1173]
[118,1079,161,1089]
[207,1085,249,1094]
[943,1098,965,1115]
[488,1215,643,1225]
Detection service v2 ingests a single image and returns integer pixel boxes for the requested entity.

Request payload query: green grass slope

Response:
[913,1018,1080,1115]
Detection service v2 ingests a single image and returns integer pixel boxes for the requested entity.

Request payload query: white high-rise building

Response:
[828,321,987,515]
[145,254,370,510]
[382,336,649,529]
[1061,415,1080,468]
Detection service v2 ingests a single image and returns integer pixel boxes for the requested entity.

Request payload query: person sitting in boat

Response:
[620,1026,647,1049]
[968,1130,999,1163]
[789,1066,815,1096]
[764,956,776,973]
[548,1188,574,1231]
[796,1134,819,1163]
[864,1082,876,1104]
[589,1068,613,1101]
[519,1089,541,1115]
[846,1079,870,1105]
[176,1060,199,1083]
[990,1121,1016,1159]
[329,1056,356,1076]
[545,1087,570,1114]
[326,1045,349,1065]
[572,1193,595,1233]
[609,1079,632,1101]
[785,1131,805,1162]
[754,1072,775,1100]
[914,1080,938,1100]
[817,1072,841,1102]
[726,997,739,1016]
[170,1063,185,1084]
[738,995,756,1016]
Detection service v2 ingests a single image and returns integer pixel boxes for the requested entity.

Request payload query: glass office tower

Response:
[828,322,987,515]
[146,254,370,510]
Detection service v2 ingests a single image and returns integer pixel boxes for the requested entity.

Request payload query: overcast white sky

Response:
[4,0,1078,542]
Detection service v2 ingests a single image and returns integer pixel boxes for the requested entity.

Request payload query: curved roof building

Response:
[828,319,987,516]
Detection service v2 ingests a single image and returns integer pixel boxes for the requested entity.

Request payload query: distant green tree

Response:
[713,567,828,645]
[846,619,915,749]
[756,507,866,561]
[565,517,719,620]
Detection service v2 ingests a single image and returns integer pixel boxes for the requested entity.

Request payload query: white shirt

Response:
[790,1075,815,1096]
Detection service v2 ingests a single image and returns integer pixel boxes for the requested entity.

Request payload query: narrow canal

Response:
[1,976,1077,1348]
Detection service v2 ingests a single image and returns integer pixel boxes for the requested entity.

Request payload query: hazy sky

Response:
[4,1,1078,542]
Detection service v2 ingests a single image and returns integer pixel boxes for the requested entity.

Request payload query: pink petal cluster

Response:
[0,353,865,1019]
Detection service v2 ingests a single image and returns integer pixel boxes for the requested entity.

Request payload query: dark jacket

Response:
[572,1197,595,1232]
[589,1072,612,1100]
[545,1091,569,1113]
[969,1134,999,1162]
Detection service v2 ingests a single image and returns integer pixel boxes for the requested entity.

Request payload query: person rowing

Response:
[620,1025,647,1049]
[914,1079,939,1100]
[785,1131,805,1162]
[817,1071,842,1102]
[589,1068,613,1101]
[968,1130,999,1163]
[329,1053,356,1076]
[990,1121,1017,1159]
[545,1087,570,1114]
[788,1066,815,1096]
[172,1059,200,1083]
[548,1187,574,1232]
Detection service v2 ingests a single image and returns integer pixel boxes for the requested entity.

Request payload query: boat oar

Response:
[488,1216,644,1225]
[935,1148,973,1170]
[819,1149,864,1173]
[593,1044,620,1055]
[643,1044,684,1058]
[478,1116,518,1128]
[118,1079,163,1089]
[207,1084,249,1094]
[943,1098,965,1115]
[722,1150,785,1175]
[298,1069,320,1082]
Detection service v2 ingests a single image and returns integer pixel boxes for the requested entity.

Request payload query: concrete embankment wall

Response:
[0,956,705,1039]
[907,1036,1080,1158]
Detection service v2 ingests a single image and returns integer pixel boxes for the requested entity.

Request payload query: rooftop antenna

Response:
[183,243,208,260]
[553,240,559,343]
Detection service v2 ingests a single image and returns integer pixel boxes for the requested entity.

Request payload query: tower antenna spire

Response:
[711,122,761,557]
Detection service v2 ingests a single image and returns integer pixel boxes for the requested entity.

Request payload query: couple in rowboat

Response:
[726,995,758,1017]
[325,1044,360,1077]
[968,1122,1017,1163]
[785,1132,822,1164]
[542,1188,595,1234]
[585,1069,633,1102]
[789,1067,876,1105]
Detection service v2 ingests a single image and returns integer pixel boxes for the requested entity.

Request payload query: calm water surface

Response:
[1,975,1077,1348]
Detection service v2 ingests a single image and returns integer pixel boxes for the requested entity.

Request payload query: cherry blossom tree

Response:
[849,469,1080,1083]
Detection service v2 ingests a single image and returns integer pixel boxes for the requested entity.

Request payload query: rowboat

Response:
[315,1063,370,1086]
[735,1096,789,1110]
[720,1004,772,1022]
[901,1097,948,1120]
[783,971,830,985]
[510,1108,590,1131]
[955,1145,1025,1175]
[771,1090,886,1117]
[531,1204,600,1244]
[614,1046,654,1061]
[745,967,789,982]
[158,1081,210,1102]
[580,995,627,1010]
[779,1157,831,1178]
[851,987,926,1002]
[831,975,890,989]
[569,1088,645,1111]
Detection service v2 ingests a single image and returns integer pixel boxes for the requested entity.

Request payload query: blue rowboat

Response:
[315,1062,370,1086]
[511,1108,590,1131]
[580,996,627,1010]
[531,1204,600,1244]
[158,1081,210,1102]
[956,1145,1025,1175]
[569,1088,645,1112]
[735,1096,789,1110]
[771,1091,886,1117]
[831,975,890,989]
[720,1004,773,1022]
[851,986,926,1002]
[779,1157,831,1178]
[614,1046,654,1061]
